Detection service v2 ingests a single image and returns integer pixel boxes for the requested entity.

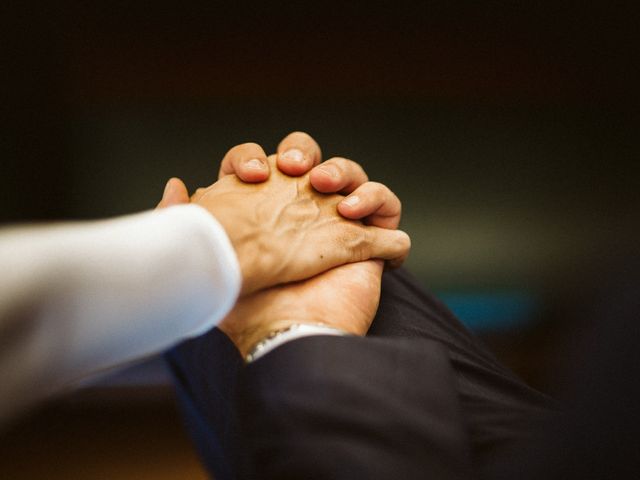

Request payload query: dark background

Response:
[1,1,638,478]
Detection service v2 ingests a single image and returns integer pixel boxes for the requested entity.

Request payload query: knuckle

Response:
[238,141,262,151]
[334,157,368,181]
[329,156,350,166]
[228,142,264,159]
[369,182,398,207]
[343,157,365,171]
[323,157,345,174]
[329,157,359,179]
[367,181,388,194]
[280,131,312,149]
[355,162,369,182]
[289,130,312,141]
[339,225,371,261]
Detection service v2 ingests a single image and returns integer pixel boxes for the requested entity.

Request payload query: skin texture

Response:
[220,260,383,357]
[191,154,408,296]
[158,131,407,355]
[215,132,403,231]
[160,132,403,235]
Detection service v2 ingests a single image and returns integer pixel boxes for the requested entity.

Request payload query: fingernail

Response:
[245,158,266,170]
[317,165,339,178]
[342,195,360,207]
[281,148,305,163]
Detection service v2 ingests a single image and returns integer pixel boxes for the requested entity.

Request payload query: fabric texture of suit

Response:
[166,268,553,479]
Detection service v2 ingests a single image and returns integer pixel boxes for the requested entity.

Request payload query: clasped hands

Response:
[158,132,410,357]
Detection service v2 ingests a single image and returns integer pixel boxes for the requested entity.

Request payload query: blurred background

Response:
[1,1,638,478]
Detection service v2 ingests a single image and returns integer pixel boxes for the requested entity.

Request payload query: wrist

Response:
[236,249,271,296]
[221,318,299,358]
[245,323,350,363]
[198,203,269,297]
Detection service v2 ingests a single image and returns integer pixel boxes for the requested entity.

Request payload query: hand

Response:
[216,133,406,355]
[217,131,324,182]
[158,132,404,354]
[159,131,405,240]
[216,131,404,230]
[157,131,408,302]
[155,130,324,207]
[219,260,383,357]
[191,155,408,295]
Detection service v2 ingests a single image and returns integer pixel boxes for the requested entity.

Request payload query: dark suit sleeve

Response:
[165,328,244,480]
[233,335,473,480]
[371,269,554,469]
[167,268,553,479]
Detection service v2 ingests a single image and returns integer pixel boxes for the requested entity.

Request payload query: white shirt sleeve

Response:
[0,204,241,424]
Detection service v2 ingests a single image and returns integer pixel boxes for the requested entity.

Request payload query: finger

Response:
[157,177,190,209]
[365,227,411,268]
[276,131,322,176]
[218,142,269,183]
[309,157,369,194]
[337,182,402,229]
[306,224,410,281]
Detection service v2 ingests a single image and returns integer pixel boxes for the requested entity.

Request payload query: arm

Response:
[0,131,409,425]
[214,256,474,480]
[0,204,240,423]
[169,258,475,480]
[207,164,438,478]
[168,138,549,477]
[165,139,424,478]
[236,335,472,480]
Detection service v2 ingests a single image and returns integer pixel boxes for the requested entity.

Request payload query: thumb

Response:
[157,177,190,209]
